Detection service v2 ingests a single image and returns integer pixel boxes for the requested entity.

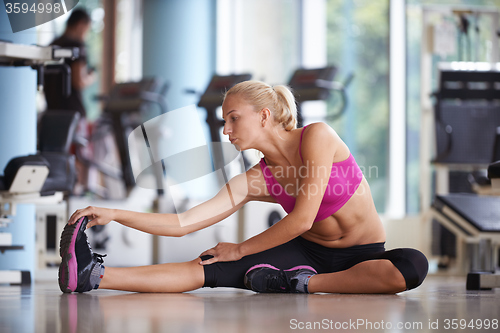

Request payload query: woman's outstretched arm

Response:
[200,123,339,265]
[67,172,251,237]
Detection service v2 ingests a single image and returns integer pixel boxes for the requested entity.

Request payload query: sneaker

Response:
[244,264,317,293]
[59,216,106,293]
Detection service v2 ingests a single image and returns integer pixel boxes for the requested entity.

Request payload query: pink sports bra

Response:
[259,125,363,222]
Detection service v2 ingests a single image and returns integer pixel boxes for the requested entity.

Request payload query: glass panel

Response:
[115,0,142,83]
[326,0,390,212]
[80,0,103,121]
[218,0,301,85]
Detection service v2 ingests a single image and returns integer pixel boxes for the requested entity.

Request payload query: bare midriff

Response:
[299,178,386,248]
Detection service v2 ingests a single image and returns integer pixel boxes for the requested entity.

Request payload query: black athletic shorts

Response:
[200,236,428,291]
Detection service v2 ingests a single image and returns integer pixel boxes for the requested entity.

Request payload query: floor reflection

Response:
[1,276,497,333]
[59,292,208,333]
[55,289,427,333]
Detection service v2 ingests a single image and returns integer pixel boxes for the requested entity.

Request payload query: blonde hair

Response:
[224,80,297,131]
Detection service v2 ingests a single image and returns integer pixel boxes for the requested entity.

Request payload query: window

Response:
[326,0,390,212]
[115,0,142,83]
[217,0,301,85]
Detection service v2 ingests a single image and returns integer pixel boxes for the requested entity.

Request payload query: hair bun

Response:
[273,85,297,131]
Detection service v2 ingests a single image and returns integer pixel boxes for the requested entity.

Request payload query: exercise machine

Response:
[0,41,79,284]
[198,74,252,141]
[467,161,500,290]
[469,161,500,291]
[418,7,500,271]
[1,111,80,273]
[288,66,353,127]
[430,63,500,289]
[76,77,169,199]
[0,40,79,94]
[432,191,500,290]
[0,155,56,285]
[197,74,252,172]
[433,65,500,165]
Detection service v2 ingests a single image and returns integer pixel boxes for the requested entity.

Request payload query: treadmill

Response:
[288,66,353,127]
[197,74,252,177]
[101,77,169,193]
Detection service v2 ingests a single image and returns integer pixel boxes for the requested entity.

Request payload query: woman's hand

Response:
[68,206,115,229]
[199,242,243,265]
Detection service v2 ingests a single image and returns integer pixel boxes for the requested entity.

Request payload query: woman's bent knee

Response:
[387,262,408,293]
[369,260,407,293]
[382,248,429,291]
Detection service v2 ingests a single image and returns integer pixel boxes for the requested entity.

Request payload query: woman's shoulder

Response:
[300,122,347,162]
[301,122,339,144]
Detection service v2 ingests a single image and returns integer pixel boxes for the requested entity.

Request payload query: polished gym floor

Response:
[1,275,499,333]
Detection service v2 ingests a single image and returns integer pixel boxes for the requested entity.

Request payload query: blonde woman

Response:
[59,81,427,294]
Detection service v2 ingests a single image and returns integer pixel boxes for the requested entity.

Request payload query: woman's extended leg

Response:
[100,234,312,293]
[243,246,428,294]
[307,259,406,294]
[99,258,205,293]
[59,216,206,293]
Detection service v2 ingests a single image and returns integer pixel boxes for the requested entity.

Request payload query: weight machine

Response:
[418,6,500,290]
[0,40,79,284]
[430,64,500,289]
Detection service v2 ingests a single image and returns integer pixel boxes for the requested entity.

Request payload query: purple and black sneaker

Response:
[58,216,106,293]
[244,264,317,293]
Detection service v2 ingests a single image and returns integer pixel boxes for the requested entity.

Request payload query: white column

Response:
[301,0,327,67]
[300,0,327,123]
[386,0,406,218]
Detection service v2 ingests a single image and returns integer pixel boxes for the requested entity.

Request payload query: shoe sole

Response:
[245,263,279,276]
[284,265,317,274]
[245,264,318,275]
[58,217,86,293]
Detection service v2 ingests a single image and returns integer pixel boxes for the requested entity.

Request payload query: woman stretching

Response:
[58,80,428,294]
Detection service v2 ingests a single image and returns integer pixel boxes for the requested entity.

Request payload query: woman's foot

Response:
[59,216,106,293]
[244,264,317,293]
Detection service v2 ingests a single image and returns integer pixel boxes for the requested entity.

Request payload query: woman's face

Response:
[222,94,262,151]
